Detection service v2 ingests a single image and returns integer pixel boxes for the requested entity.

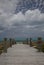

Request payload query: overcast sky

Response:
[0,0,44,39]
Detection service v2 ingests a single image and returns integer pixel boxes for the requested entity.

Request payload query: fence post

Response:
[37,37,42,52]
[30,38,32,47]
[3,38,7,53]
[9,38,12,47]
[26,38,28,44]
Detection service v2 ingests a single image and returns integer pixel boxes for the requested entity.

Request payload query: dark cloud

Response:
[0,0,44,38]
[0,26,5,30]
[29,21,44,26]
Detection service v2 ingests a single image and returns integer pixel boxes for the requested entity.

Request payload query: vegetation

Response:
[41,44,44,52]
[0,37,44,54]
[32,37,44,52]
[0,38,16,54]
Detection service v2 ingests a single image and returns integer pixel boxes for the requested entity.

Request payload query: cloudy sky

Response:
[0,0,44,39]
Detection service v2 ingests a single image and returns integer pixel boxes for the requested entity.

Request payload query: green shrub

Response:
[0,50,2,55]
[0,46,4,50]
[41,44,44,52]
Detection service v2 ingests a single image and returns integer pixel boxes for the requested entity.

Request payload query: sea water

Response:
[0,37,44,43]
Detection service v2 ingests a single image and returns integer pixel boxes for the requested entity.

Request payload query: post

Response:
[9,38,12,47]
[26,38,28,44]
[30,38,32,47]
[37,37,42,52]
[12,39,14,45]
[15,40,16,44]
[3,38,7,53]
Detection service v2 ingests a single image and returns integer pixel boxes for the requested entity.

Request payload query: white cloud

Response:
[25,9,44,22]
[0,0,18,14]
[0,9,44,30]
[0,0,44,37]
[8,9,44,26]
[8,12,25,25]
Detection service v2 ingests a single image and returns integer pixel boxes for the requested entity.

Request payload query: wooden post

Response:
[26,38,28,44]
[15,40,16,44]
[30,38,32,47]
[9,38,12,47]
[12,39,16,45]
[37,37,42,52]
[3,38,7,53]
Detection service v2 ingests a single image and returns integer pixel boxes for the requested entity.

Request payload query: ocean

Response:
[0,38,44,43]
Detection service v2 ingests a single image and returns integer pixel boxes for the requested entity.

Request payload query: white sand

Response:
[0,43,44,65]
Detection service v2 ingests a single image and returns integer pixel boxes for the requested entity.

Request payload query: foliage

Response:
[41,44,44,52]
[0,50,2,55]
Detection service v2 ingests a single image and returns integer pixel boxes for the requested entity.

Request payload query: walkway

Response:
[0,43,44,65]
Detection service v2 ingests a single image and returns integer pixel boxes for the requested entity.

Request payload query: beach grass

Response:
[0,38,44,54]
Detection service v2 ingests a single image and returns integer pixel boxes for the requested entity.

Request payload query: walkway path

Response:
[0,43,44,65]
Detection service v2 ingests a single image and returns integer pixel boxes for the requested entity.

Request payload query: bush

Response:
[0,45,4,50]
[41,44,44,52]
[0,50,2,55]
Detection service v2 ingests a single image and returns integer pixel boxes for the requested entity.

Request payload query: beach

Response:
[0,43,44,65]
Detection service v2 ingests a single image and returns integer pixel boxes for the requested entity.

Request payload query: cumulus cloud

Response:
[0,0,18,14]
[5,9,44,38]
[8,9,44,27]
[0,0,44,38]
[0,0,19,33]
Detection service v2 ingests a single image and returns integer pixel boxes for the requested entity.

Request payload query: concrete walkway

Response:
[0,43,44,65]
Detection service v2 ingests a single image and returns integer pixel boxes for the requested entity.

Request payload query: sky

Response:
[0,0,44,39]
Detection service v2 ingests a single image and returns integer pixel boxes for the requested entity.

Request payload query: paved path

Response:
[0,43,44,65]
